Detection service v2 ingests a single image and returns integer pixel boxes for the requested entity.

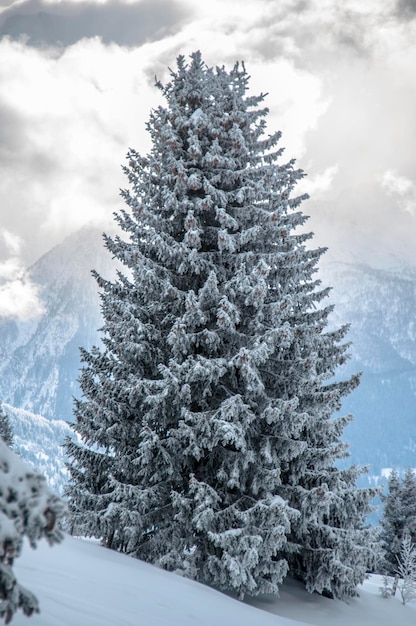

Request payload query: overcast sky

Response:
[0,0,415,317]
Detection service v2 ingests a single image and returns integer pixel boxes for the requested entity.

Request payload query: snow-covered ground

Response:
[12,535,416,626]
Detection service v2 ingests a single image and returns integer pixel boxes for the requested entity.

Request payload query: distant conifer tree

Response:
[0,404,13,447]
[401,466,416,542]
[66,52,377,599]
[381,467,416,574]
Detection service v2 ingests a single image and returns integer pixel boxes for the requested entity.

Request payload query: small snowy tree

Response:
[396,533,416,605]
[0,407,13,448]
[66,52,377,599]
[0,439,65,623]
[379,572,394,598]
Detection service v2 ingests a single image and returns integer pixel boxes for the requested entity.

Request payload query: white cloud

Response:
[0,228,45,319]
[0,256,22,280]
[0,274,45,319]
[1,229,22,256]
[380,170,416,215]
[298,165,339,197]
[380,170,414,197]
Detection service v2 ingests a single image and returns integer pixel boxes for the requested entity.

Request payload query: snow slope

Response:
[13,535,416,626]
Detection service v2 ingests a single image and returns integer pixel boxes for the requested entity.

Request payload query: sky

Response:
[0,0,415,317]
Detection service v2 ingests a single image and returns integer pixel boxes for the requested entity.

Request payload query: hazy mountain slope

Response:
[322,261,416,473]
[3,403,75,494]
[0,227,112,421]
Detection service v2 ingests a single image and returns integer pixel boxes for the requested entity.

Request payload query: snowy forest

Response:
[1,52,416,624]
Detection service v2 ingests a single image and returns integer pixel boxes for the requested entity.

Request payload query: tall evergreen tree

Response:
[66,52,377,599]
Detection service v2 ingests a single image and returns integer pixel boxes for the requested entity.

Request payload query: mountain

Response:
[322,260,416,475]
[0,227,415,492]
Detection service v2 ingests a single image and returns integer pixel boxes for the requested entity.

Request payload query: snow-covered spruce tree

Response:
[65,52,377,599]
[0,439,65,623]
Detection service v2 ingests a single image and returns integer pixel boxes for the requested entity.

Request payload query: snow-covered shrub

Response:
[0,439,65,623]
[396,533,416,605]
[379,572,395,598]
